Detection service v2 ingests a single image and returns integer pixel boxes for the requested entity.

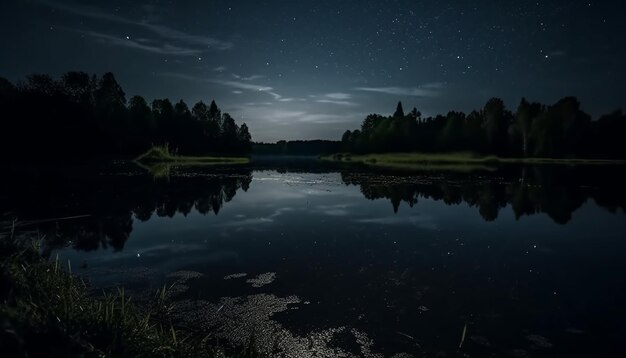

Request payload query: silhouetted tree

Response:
[95,72,126,113]
[174,99,191,121]
[208,100,221,123]
[192,101,209,121]
[128,95,154,151]
[339,97,622,159]
[393,101,405,118]
[514,98,543,156]
[441,111,466,151]
[61,71,95,105]
[483,97,509,155]
[236,123,252,153]
[0,72,253,163]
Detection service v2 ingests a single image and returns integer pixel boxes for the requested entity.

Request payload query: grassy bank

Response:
[135,145,249,165]
[0,234,257,357]
[321,152,626,170]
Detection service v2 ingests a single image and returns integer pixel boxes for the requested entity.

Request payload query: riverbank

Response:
[136,145,250,165]
[321,152,626,170]
[0,234,256,357]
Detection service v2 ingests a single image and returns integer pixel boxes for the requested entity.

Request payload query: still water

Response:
[4,162,626,357]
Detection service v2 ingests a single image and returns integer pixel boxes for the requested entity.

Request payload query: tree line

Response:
[0,72,252,163]
[341,98,626,159]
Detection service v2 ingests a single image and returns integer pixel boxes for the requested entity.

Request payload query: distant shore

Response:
[321,152,626,170]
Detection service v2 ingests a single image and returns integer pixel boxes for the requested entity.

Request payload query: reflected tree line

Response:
[0,72,252,163]
[341,98,626,159]
[2,165,625,254]
[0,167,252,254]
[341,165,626,224]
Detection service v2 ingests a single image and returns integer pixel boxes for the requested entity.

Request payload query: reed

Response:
[0,233,260,357]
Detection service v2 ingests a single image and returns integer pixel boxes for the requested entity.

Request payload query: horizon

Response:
[1,0,625,142]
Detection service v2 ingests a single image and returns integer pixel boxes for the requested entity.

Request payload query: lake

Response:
[2,161,626,357]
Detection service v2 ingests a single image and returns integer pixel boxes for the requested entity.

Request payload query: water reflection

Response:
[1,164,625,255]
[1,166,252,254]
[3,163,626,356]
[341,165,626,223]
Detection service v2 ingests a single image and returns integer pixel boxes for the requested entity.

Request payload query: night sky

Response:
[1,0,625,142]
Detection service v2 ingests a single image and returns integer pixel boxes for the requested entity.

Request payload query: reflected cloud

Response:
[355,215,438,230]
[218,207,295,228]
[312,203,355,216]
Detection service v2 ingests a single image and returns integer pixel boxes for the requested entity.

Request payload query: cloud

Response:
[162,73,293,101]
[232,74,266,81]
[38,0,233,52]
[213,66,227,72]
[265,91,282,100]
[309,92,356,105]
[84,31,202,55]
[297,113,353,124]
[257,90,302,103]
[324,93,352,100]
[239,108,354,125]
[213,80,273,92]
[355,83,444,97]
[243,102,274,106]
[315,99,356,106]
[232,90,243,94]
[257,110,350,124]
[141,23,233,50]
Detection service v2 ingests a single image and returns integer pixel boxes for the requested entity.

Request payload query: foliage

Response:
[0,235,262,357]
[0,238,189,357]
[135,144,177,163]
[0,72,253,164]
[135,145,250,171]
[341,98,626,159]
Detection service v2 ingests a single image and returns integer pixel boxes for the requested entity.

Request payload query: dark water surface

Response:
[3,162,626,357]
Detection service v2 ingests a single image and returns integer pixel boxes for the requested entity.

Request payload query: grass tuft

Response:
[0,234,261,357]
[135,146,250,178]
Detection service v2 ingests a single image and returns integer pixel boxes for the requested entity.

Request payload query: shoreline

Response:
[320,152,626,170]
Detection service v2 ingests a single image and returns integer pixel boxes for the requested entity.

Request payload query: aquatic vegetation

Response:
[224,273,248,280]
[245,272,276,288]
[171,293,411,357]
[526,334,553,349]
[168,270,205,281]
[469,335,491,348]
